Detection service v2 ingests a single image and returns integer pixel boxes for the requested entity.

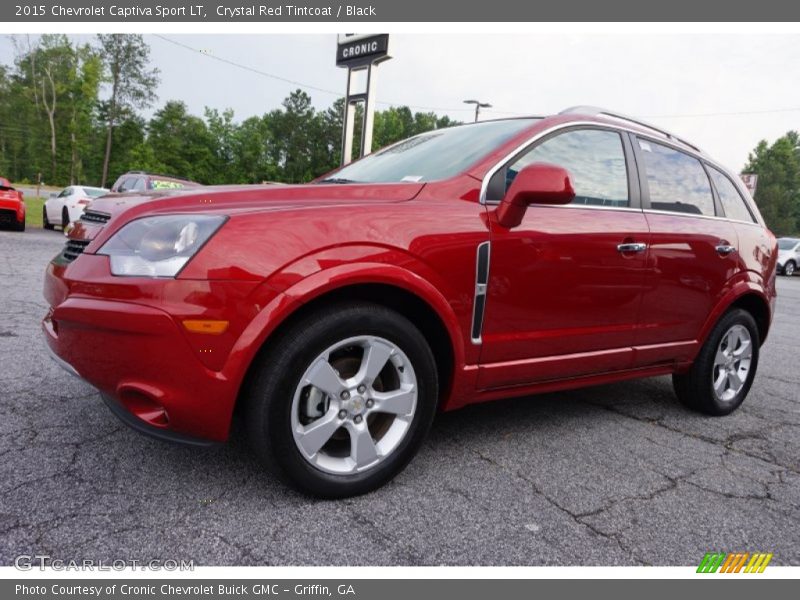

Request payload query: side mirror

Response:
[495,163,575,228]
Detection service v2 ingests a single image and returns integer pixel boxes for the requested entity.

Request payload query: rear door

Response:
[478,126,651,389]
[631,136,739,367]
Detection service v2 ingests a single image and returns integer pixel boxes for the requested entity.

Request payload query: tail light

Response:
[77,198,91,206]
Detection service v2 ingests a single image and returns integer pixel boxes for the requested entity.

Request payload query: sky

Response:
[2,33,799,171]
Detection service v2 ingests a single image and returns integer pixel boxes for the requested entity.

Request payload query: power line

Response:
[485,106,800,119]
[152,34,476,114]
[642,107,800,119]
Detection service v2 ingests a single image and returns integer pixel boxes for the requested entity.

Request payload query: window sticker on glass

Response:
[639,140,652,152]
[152,180,185,190]
[401,175,423,182]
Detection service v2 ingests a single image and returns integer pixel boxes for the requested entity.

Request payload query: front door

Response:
[477,127,650,390]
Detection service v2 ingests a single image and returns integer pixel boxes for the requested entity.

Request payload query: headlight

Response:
[98,215,226,277]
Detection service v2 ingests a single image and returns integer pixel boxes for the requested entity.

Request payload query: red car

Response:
[43,107,777,497]
[0,178,25,231]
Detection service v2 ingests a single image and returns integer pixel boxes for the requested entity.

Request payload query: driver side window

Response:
[505,129,630,207]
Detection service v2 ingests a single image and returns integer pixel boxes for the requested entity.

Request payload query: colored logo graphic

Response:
[697,552,773,573]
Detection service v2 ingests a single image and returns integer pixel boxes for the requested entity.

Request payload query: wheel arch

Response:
[727,292,771,345]
[701,284,772,348]
[228,264,465,420]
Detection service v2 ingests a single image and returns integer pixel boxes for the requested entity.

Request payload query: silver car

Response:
[777,237,800,276]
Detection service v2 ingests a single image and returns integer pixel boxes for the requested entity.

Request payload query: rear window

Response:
[708,167,756,223]
[639,139,715,216]
[86,188,107,198]
[778,239,799,250]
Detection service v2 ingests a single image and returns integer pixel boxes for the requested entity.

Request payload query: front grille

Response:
[61,239,91,262]
[80,209,111,224]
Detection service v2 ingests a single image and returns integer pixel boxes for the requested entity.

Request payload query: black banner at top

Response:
[3,0,800,22]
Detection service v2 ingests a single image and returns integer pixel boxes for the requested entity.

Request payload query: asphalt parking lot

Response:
[1,228,798,566]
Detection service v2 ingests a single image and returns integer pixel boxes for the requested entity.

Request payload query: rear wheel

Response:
[14,217,25,232]
[244,302,438,498]
[785,261,796,277]
[672,309,759,415]
[61,207,70,230]
[43,207,54,230]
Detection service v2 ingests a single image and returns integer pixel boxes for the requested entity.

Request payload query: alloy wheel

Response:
[712,324,752,402]
[290,335,418,475]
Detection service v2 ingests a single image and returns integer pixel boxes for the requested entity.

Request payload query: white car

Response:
[43,185,108,230]
[777,237,800,276]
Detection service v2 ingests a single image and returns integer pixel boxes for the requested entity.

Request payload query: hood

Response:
[84,182,425,220]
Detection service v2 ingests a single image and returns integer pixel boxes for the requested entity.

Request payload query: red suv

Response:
[43,107,778,497]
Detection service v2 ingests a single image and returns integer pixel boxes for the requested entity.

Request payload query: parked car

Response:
[776,237,800,276]
[0,177,25,231]
[44,185,109,230]
[110,171,199,193]
[43,107,778,497]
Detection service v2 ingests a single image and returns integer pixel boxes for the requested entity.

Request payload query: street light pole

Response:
[463,99,492,122]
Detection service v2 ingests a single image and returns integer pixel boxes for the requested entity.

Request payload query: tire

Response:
[61,207,70,230]
[244,302,438,498]
[672,308,759,416]
[43,207,54,230]
[15,218,25,232]
[785,261,796,277]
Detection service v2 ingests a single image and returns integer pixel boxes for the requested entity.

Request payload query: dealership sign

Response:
[336,34,390,67]
[740,173,758,196]
[336,34,392,165]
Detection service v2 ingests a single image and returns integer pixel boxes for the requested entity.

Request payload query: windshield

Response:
[322,118,539,184]
[778,239,799,250]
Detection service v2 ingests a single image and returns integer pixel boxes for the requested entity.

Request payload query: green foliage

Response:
[96,34,160,186]
[0,36,461,188]
[744,131,800,236]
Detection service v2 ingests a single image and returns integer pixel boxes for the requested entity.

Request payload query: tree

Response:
[143,101,215,182]
[744,132,800,236]
[30,36,74,182]
[66,44,102,184]
[97,34,159,187]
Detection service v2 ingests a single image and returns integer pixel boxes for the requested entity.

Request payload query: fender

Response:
[220,261,467,405]
[695,271,772,350]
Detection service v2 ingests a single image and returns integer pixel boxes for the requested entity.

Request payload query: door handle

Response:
[716,244,737,256]
[617,242,647,253]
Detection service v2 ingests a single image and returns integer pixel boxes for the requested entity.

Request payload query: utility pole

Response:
[463,99,492,122]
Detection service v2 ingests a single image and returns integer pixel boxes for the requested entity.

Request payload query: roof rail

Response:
[559,106,703,154]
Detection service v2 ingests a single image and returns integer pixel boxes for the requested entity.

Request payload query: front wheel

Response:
[244,302,438,498]
[672,309,759,415]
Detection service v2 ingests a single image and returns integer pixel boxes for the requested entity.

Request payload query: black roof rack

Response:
[559,105,704,154]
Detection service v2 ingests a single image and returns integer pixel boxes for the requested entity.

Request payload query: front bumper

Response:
[44,341,216,447]
[43,255,262,443]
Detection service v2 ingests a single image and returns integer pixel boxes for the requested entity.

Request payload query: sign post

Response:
[336,34,391,165]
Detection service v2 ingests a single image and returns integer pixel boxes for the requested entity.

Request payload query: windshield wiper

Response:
[318,177,358,184]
